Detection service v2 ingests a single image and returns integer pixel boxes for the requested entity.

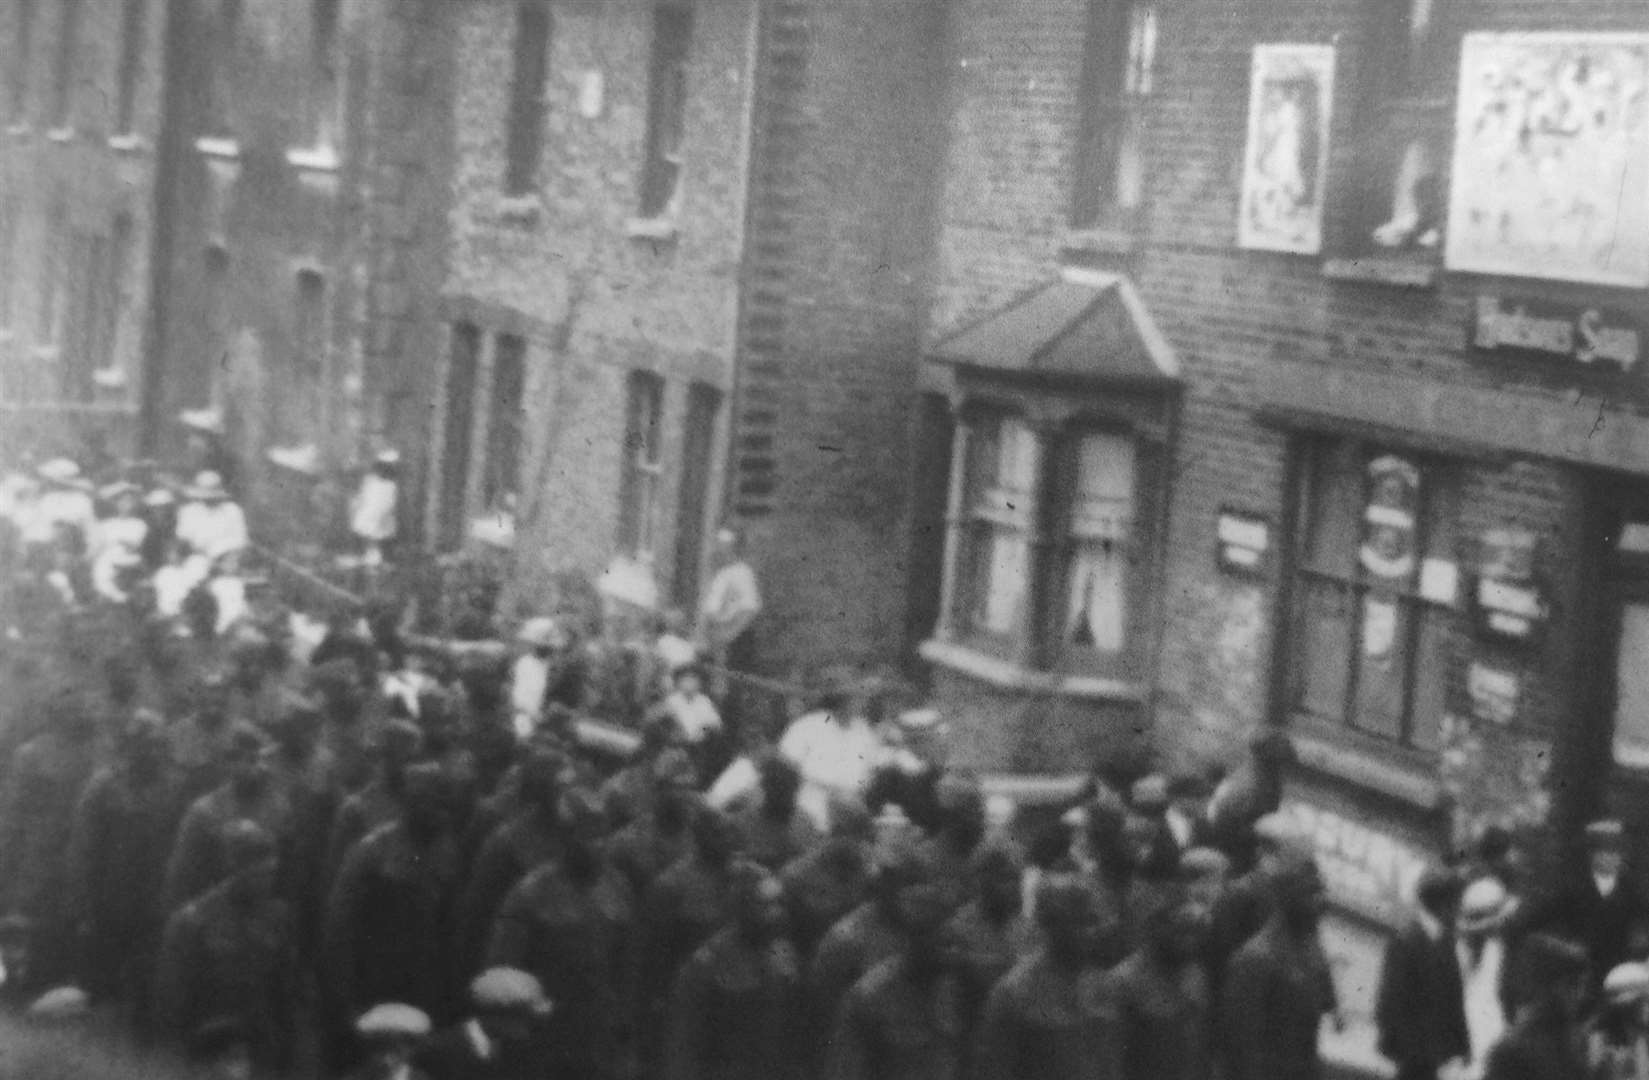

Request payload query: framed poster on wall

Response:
[1446,33,1649,286]
[1238,44,1336,255]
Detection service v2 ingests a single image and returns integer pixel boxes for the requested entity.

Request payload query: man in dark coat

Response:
[168,668,236,804]
[946,841,1037,1080]
[1109,889,1213,1080]
[780,795,875,960]
[67,709,186,1016]
[324,762,464,1026]
[162,722,292,914]
[976,873,1122,1080]
[828,845,965,1080]
[1522,819,1649,998]
[264,694,342,964]
[1220,852,1335,1080]
[665,860,803,1080]
[734,752,820,872]
[153,821,298,1073]
[1482,932,1589,1080]
[324,717,423,893]
[1376,865,1471,1080]
[607,748,698,898]
[486,788,637,1080]
[454,746,566,977]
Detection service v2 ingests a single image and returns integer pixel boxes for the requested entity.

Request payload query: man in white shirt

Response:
[510,618,567,741]
[777,673,881,830]
[1456,877,1510,1079]
[350,450,401,566]
[27,458,95,546]
[698,528,761,674]
[176,471,249,564]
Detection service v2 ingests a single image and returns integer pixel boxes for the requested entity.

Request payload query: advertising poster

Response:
[1446,33,1649,286]
[1238,44,1336,254]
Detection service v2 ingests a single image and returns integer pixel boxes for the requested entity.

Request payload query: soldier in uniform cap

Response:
[487,787,637,1080]
[417,967,553,1080]
[946,840,1037,1080]
[163,722,292,914]
[780,795,877,960]
[324,762,463,1027]
[736,751,821,872]
[665,860,802,1080]
[976,872,1123,1080]
[828,844,966,1080]
[169,668,236,804]
[1534,819,1649,997]
[154,821,297,1073]
[1109,886,1214,1080]
[324,717,424,893]
[917,771,989,916]
[1483,933,1589,1080]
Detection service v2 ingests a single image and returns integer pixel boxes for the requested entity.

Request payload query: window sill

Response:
[195,136,242,161]
[266,444,322,477]
[107,133,148,155]
[178,407,226,435]
[1060,224,1143,258]
[1322,255,1439,288]
[92,367,127,391]
[495,193,543,227]
[45,126,75,144]
[920,638,1149,702]
[1288,722,1446,812]
[625,215,680,244]
[285,144,341,174]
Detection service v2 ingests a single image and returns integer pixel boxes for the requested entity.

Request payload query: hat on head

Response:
[184,471,229,501]
[99,480,140,502]
[1415,864,1463,913]
[1130,775,1170,814]
[143,487,177,507]
[1179,847,1231,882]
[27,986,90,1022]
[470,967,552,1014]
[650,746,698,789]
[355,1003,432,1041]
[897,708,944,732]
[374,448,403,467]
[1458,877,1511,935]
[516,617,566,650]
[1586,819,1626,850]
[1606,962,1649,1004]
[1254,812,1309,851]
[36,458,86,488]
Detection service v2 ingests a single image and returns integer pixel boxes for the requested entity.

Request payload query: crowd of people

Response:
[0,449,1643,1080]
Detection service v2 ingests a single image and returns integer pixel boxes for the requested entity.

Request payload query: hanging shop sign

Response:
[1470,295,1642,373]
[1467,661,1522,726]
[1216,507,1272,578]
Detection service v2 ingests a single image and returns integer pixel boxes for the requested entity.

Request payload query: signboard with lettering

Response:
[1278,796,1432,927]
[1471,295,1642,373]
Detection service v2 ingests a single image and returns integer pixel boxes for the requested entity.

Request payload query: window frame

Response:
[1069,0,1158,231]
[502,0,552,198]
[48,0,79,132]
[1280,436,1459,755]
[618,370,667,560]
[637,3,693,221]
[953,408,1038,660]
[483,332,527,514]
[113,0,148,136]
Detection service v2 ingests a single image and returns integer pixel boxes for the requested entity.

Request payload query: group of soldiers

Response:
[0,447,1628,1080]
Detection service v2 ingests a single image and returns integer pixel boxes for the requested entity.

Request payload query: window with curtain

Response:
[962,413,1037,640]
[618,371,666,558]
[1060,431,1136,658]
[638,4,692,219]
[1286,438,1456,751]
[503,1,551,196]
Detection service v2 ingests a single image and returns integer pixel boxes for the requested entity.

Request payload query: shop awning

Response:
[928,270,1179,388]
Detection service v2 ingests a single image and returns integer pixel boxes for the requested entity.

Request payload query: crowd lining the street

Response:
[0,450,1647,1080]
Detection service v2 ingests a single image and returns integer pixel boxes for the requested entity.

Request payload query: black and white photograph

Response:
[0,1,1648,1078]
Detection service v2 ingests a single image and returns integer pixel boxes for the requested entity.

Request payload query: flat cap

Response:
[27,986,90,1021]
[1586,819,1626,848]
[1179,847,1231,881]
[1130,775,1170,813]
[470,967,552,1014]
[1606,962,1649,1003]
[355,1003,432,1040]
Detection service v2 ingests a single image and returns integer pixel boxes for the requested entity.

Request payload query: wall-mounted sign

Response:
[1216,508,1272,577]
[1238,44,1336,255]
[1473,527,1547,645]
[1467,661,1521,726]
[1471,295,1642,373]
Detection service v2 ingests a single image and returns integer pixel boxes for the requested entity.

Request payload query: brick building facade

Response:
[904,0,1649,1070]
[0,0,168,460]
[425,0,757,617]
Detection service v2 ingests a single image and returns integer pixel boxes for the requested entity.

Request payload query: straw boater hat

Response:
[354,1003,431,1043]
[1606,962,1649,1005]
[1586,818,1627,850]
[470,967,553,1016]
[1457,877,1511,935]
[184,470,230,502]
[516,617,567,650]
[36,458,89,490]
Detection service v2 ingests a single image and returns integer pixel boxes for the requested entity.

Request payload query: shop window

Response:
[503,1,551,197]
[114,0,147,135]
[1285,439,1457,752]
[437,323,481,551]
[638,4,692,220]
[483,333,526,513]
[10,0,37,123]
[1333,0,1450,263]
[1070,0,1157,230]
[49,0,80,131]
[618,371,666,558]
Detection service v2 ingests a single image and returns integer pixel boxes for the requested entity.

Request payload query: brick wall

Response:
[730,0,950,675]
[927,0,1649,829]
[435,0,754,613]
